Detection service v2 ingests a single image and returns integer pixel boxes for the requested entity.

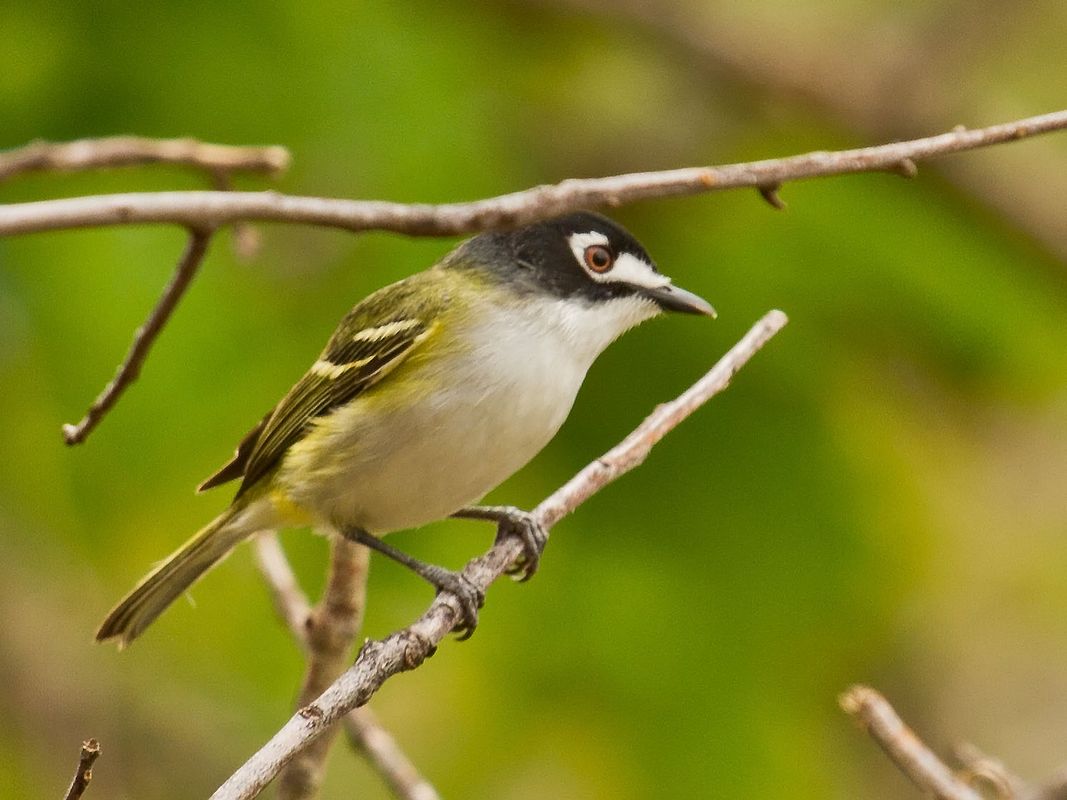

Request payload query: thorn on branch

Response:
[889,158,919,178]
[211,170,263,262]
[758,183,786,209]
[63,739,101,800]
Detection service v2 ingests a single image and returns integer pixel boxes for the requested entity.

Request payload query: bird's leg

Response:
[340,527,483,639]
[451,505,547,582]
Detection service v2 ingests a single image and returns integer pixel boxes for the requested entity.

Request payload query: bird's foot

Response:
[419,563,484,641]
[341,527,483,638]
[453,505,547,582]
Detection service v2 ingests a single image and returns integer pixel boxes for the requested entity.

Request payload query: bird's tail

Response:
[96,501,261,648]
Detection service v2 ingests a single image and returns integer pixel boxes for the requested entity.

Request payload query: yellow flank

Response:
[269,487,314,527]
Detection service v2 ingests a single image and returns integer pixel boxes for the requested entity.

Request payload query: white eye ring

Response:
[568,231,671,290]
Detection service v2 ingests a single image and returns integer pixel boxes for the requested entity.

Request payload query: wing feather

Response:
[197,315,433,496]
[234,318,431,496]
[196,409,273,492]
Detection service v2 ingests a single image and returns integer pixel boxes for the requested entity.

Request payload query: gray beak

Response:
[641,283,717,317]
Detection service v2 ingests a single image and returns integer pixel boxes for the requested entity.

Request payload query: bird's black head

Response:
[452,211,715,316]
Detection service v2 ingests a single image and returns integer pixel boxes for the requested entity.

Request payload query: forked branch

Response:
[842,686,1067,800]
[4,112,1063,446]
[841,686,983,800]
[252,533,441,800]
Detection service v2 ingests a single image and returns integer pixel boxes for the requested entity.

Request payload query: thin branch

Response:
[0,112,1064,238]
[61,227,212,445]
[531,0,1067,258]
[8,116,1061,447]
[344,707,442,800]
[209,308,789,800]
[955,742,1028,799]
[62,739,101,800]
[277,539,370,800]
[840,685,982,800]
[0,136,289,182]
[252,533,440,800]
[253,533,313,644]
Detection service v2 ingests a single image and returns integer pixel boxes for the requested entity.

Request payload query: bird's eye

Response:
[584,244,614,273]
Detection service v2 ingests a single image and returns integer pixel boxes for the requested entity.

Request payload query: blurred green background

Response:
[2,1,1066,797]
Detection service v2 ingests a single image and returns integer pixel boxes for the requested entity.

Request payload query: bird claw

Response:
[492,508,548,582]
[425,566,484,639]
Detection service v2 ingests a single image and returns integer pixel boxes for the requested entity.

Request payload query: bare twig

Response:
[278,539,370,800]
[841,685,983,800]
[253,533,313,644]
[955,742,1028,799]
[0,112,1064,238]
[845,689,1067,800]
[533,0,1067,258]
[253,533,440,800]
[344,707,441,800]
[6,116,1062,447]
[61,227,212,445]
[209,309,788,800]
[0,136,289,182]
[62,739,101,800]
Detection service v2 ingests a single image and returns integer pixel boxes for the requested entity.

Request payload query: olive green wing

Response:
[199,312,435,498]
[197,409,273,492]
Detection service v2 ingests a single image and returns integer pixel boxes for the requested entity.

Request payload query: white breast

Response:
[279,293,659,534]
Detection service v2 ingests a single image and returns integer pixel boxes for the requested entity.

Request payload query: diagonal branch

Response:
[252,534,441,800]
[0,136,289,182]
[209,308,789,800]
[342,707,441,800]
[277,538,369,800]
[840,685,983,800]
[7,114,1063,448]
[253,533,314,643]
[61,228,212,445]
[845,686,1067,800]
[0,112,1064,238]
[62,739,101,800]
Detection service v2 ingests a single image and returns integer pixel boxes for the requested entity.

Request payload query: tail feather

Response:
[96,504,255,647]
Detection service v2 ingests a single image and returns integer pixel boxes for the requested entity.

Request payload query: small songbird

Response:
[96,211,715,646]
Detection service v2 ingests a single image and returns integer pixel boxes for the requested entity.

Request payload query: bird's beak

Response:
[641,283,717,317]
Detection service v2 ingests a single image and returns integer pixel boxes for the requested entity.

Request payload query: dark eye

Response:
[584,244,614,273]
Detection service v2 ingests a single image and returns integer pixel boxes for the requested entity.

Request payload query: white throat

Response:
[516,293,662,371]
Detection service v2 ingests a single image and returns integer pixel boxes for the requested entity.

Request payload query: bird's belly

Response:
[278,345,583,534]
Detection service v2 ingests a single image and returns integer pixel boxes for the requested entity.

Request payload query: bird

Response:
[96,211,715,647]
